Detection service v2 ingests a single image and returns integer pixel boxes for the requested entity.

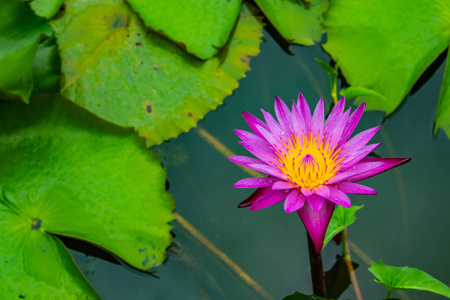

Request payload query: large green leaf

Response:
[127,0,241,60]
[52,0,262,146]
[254,0,328,45]
[323,205,363,249]
[29,0,64,18]
[435,50,450,137]
[369,260,450,298]
[0,95,175,296]
[323,0,450,115]
[0,0,51,102]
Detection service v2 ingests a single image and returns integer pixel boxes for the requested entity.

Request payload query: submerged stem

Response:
[342,229,363,300]
[386,290,392,298]
[307,233,327,298]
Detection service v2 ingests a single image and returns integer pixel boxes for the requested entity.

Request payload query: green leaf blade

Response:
[369,260,450,298]
[435,49,450,137]
[254,0,328,45]
[0,94,175,295]
[0,0,52,102]
[52,0,263,146]
[127,0,241,60]
[29,0,65,19]
[323,0,450,115]
[323,205,364,249]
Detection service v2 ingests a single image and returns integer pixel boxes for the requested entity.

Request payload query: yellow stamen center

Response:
[276,133,343,189]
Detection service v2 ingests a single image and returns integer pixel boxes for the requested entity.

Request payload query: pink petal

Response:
[306,194,325,213]
[327,109,350,148]
[301,187,314,197]
[261,110,285,140]
[235,129,279,164]
[228,156,262,167]
[339,142,382,170]
[291,100,307,137]
[274,96,292,134]
[338,102,366,147]
[346,157,411,182]
[242,111,270,139]
[314,185,330,198]
[284,189,306,213]
[325,97,346,135]
[324,185,351,207]
[339,126,380,158]
[250,189,288,211]
[297,199,335,252]
[255,124,285,150]
[233,177,276,188]
[247,163,287,180]
[297,92,312,129]
[311,97,325,137]
[337,181,377,195]
[272,180,297,190]
[238,187,271,208]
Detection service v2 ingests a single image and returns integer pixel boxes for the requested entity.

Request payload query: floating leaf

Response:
[254,0,328,45]
[339,87,387,100]
[52,0,262,146]
[32,38,61,94]
[127,0,241,60]
[323,205,363,249]
[323,0,450,115]
[29,0,64,18]
[282,291,328,300]
[369,260,450,298]
[0,95,175,296]
[0,0,52,102]
[435,50,450,137]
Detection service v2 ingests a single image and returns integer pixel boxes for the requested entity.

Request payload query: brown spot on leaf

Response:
[187,112,193,118]
[135,42,142,46]
[146,103,153,114]
[153,64,158,70]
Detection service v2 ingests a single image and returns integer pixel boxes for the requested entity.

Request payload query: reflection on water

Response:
[72,29,450,300]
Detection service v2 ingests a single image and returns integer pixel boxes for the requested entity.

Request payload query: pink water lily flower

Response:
[229,93,410,252]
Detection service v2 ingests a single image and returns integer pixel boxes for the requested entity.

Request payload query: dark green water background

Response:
[71,30,450,300]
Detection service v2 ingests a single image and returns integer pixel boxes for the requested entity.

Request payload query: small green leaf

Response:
[435,49,450,137]
[369,260,450,298]
[282,291,328,300]
[315,58,337,76]
[127,0,241,60]
[29,0,64,18]
[0,94,175,296]
[32,38,61,94]
[0,0,52,102]
[254,0,328,45]
[52,0,262,146]
[339,87,387,100]
[323,0,450,115]
[323,205,364,248]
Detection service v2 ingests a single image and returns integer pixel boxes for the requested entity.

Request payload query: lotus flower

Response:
[229,93,410,252]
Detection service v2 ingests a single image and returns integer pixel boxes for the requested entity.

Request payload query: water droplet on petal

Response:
[258,179,263,183]
[268,179,273,183]
[280,131,285,135]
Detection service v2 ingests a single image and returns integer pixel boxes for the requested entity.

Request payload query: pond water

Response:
[70,29,450,300]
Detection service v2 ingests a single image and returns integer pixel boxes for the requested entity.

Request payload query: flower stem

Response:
[386,290,392,298]
[307,233,327,298]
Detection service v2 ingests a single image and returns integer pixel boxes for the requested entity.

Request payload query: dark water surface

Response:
[71,30,450,300]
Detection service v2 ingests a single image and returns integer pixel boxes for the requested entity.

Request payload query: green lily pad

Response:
[323,205,364,249]
[127,0,241,60]
[323,0,450,115]
[0,0,52,102]
[369,260,450,298]
[29,0,64,18]
[52,0,262,146]
[254,0,328,45]
[0,95,174,296]
[435,49,450,137]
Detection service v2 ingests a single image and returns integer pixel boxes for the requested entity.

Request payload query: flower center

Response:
[276,133,342,189]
